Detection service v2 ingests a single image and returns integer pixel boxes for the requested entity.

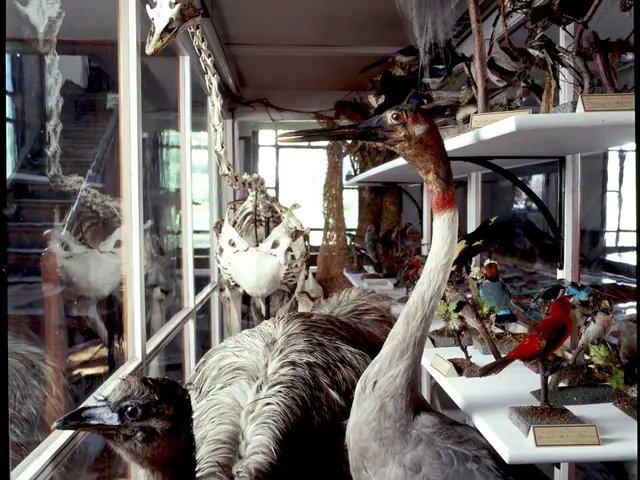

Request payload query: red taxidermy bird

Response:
[479,294,577,377]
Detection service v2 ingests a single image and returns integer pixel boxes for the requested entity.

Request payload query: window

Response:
[258,128,359,246]
[604,144,636,254]
[6,53,17,178]
[7,1,224,477]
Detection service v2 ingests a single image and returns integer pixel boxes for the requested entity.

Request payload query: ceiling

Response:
[6,0,634,122]
[209,0,633,121]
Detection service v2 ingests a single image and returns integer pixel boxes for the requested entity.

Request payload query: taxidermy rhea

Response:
[279,105,547,479]
[53,288,398,479]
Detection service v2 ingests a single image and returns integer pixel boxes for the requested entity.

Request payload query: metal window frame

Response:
[179,54,196,378]
[256,131,360,231]
[10,0,223,477]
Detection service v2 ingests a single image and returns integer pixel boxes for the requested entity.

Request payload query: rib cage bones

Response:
[146,0,319,332]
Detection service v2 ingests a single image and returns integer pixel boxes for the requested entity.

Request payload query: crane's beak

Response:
[52,403,121,433]
[278,113,392,144]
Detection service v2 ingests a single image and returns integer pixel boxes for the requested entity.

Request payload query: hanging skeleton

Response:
[145,0,323,335]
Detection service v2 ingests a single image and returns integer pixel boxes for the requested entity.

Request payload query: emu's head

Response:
[53,376,194,476]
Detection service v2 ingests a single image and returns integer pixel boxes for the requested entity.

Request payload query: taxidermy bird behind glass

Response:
[53,288,399,479]
[277,105,548,480]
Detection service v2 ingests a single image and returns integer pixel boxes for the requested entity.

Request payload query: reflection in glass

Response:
[455,178,468,236]
[192,75,210,295]
[580,148,637,321]
[480,161,560,295]
[140,2,182,341]
[146,331,184,383]
[7,0,125,468]
[195,301,212,363]
[48,433,128,479]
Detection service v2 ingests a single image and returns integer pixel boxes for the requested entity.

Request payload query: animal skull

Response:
[145,0,202,56]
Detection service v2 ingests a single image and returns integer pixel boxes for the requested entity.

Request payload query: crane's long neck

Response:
[358,133,458,419]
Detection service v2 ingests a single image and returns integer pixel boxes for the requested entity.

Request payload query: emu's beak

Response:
[277,113,391,144]
[52,404,121,432]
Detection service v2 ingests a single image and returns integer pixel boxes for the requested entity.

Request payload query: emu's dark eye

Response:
[125,405,141,420]
[228,239,236,248]
[390,111,404,123]
[271,240,280,249]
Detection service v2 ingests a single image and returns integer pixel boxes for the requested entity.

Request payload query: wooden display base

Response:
[472,332,527,355]
[508,405,585,437]
[428,327,472,348]
[530,385,618,406]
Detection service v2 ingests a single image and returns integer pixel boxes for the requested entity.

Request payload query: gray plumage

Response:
[54,288,399,480]
[393,0,459,66]
[8,319,62,465]
[313,105,548,480]
[189,288,397,479]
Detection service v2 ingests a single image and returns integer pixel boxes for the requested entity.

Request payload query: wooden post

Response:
[40,250,67,429]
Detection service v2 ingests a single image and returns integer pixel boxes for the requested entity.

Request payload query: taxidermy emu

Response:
[53,288,398,480]
[280,105,546,480]
[9,317,63,465]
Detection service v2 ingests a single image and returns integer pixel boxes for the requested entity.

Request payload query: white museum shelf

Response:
[345,111,636,186]
[343,270,407,298]
[421,346,638,465]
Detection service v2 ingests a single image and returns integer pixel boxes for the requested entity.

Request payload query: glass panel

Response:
[146,330,185,383]
[196,300,213,363]
[267,187,276,197]
[48,433,129,479]
[480,161,560,295]
[605,191,621,233]
[258,146,276,187]
[455,178,468,235]
[343,154,355,181]
[7,94,15,118]
[6,121,16,178]
[7,1,125,470]
[192,76,210,295]
[140,3,182,340]
[606,153,620,191]
[580,148,636,324]
[6,52,14,92]
[258,129,275,146]
[343,188,359,230]
[278,147,327,228]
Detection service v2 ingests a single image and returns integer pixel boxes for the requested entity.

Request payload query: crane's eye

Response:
[125,405,141,420]
[390,111,404,123]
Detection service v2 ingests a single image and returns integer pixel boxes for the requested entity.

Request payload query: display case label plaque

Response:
[530,424,601,447]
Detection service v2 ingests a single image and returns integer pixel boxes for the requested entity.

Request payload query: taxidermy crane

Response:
[279,105,546,480]
[53,288,399,480]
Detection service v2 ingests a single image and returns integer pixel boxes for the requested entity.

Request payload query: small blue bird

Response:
[479,259,517,323]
